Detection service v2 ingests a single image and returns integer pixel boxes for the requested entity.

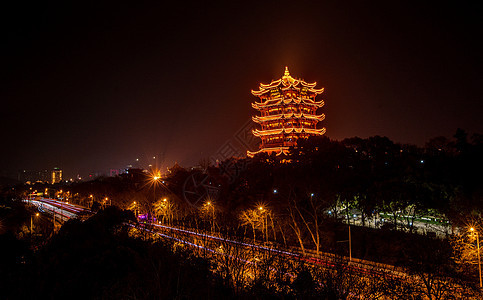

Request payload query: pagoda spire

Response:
[284,66,290,77]
[282,66,294,84]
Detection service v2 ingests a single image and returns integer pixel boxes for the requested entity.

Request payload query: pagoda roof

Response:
[252,112,325,123]
[252,97,324,110]
[252,127,326,137]
[247,146,290,158]
[252,67,324,96]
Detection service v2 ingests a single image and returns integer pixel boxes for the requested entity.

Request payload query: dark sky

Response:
[2,1,482,178]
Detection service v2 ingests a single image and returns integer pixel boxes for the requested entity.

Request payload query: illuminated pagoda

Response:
[247,67,326,157]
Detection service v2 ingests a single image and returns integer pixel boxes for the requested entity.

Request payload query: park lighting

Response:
[204,200,215,234]
[151,170,162,182]
[31,212,39,236]
[257,204,269,242]
[163,198,167,202]
[132,201,138,217]
[470,227,482,288]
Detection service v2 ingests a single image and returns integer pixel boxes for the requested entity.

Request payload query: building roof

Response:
[251,67,324,97]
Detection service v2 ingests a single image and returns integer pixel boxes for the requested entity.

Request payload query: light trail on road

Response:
[145,222,407,279]
[128,223,295,278]
[24,197,90,221]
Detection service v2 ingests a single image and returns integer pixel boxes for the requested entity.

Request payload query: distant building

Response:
[18,169,50,183]
[52,167,63,184]
[109,169,120,177]
[248,67,326,157]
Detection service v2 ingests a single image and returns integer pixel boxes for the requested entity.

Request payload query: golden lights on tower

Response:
[247,67,326,157]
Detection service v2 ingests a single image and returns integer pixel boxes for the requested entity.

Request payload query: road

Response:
[134,222,406,280]
[25,197,90,222]
[23,201,472,297]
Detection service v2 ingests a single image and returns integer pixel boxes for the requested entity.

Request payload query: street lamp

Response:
[133,201,138,217]
[31,212,39,236]
[470,227,482,288]
[258,206,268,243]
[205,201,215,234]
[161,198,169,224]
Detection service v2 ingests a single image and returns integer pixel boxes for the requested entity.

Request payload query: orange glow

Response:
[248,67,326,157]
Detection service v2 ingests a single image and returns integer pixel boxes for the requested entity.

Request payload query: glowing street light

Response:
[31,212,39,236]
[205,200,215,234]
[257,205,269,242]
[133,201,138,217]
[470,227,482,288]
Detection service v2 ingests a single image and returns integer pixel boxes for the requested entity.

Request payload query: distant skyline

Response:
[2,1,482,179]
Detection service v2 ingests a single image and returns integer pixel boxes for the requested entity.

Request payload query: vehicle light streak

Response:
[152,223,299,258]
[128,223,295,278]
[148,223,406,279]
[23,198,90,221]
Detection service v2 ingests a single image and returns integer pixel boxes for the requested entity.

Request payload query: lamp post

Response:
[207,201,214,234]
[31,212,39,236]
[470,227,482,288]
[162,198,169,225]
[152,172,162,221]
[259,206,268,243]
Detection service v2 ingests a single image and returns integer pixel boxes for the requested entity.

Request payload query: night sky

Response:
[2,1,482,179]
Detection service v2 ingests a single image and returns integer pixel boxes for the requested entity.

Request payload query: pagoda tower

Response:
[247,67,326,157]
